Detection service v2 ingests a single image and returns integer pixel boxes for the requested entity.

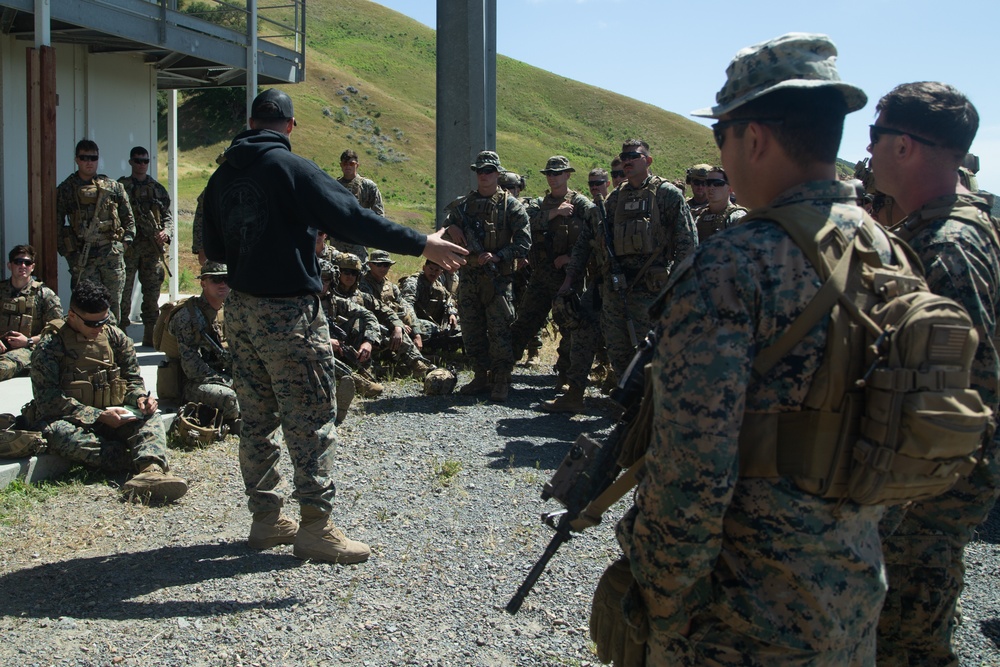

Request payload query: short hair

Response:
[75,139,99,156]
[876,82,978,157]
[589,168,608,180]
[253,117,291,132]
[729,88,847,168]
[70,280,111,314]
[8,245,35,263]
[610,157,622,169]
[340,149,359,163]
[130,146,149,159]
[622,139,650,154]
[708,166,728,180]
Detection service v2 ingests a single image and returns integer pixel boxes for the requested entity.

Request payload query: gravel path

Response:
[1,368,998,667]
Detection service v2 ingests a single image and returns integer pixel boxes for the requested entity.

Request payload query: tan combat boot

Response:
[122,462,188,503]
[539,384,585,413]
[335,375,356,425]
[459,370,492,396]
[353,372,384,398]
[293,506,370,564]
[248,510,299,550]
[490,371,511,402]
[410,359,436,378]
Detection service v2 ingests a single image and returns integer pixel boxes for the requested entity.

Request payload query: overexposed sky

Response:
[373,0,1000,194]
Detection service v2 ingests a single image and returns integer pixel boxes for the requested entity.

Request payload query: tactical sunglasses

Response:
[588,180,608,187]
[705,179,728,187]
[11,258,35,266]
[476,167,498,175]
[131,157,151,164]
[712,118,784,149]
[689,179,708,187]
[619,151,647,162]
[341,268,361,276]
[610,170,625,178]
[205,275,228,284]
[869,124,936,147]
[72,310,111,328]
[77,154,99,162]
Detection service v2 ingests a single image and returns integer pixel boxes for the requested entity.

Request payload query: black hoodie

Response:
[203,129,425,297]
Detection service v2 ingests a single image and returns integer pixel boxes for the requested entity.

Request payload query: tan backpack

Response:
[739,206,992,505]
[0,413,46,459]
[152,298,189,359]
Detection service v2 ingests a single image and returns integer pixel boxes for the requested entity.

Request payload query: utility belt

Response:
[602,257,668,295]
[60,367,128,409]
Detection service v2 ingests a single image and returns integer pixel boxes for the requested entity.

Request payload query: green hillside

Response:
[162,0,718,277]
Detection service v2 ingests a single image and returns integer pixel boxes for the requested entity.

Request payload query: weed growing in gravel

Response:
[435,459,462,485]
[0,466,105,525]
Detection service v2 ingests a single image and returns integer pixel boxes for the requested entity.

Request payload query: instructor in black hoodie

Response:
[203,89,466,564]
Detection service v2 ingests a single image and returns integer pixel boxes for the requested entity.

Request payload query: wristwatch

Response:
[26,337,35,350]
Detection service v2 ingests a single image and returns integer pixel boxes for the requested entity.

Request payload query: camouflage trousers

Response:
[68,245,126,323]
[0,348,32,381]
[511,264,572,366]
[121,239,165,328]
[183,380,240,422]
[41,413,169,472]
[601,282,654,380]
[564,284,607,387]
[457,270,515,375]
[226,290,340,514]
[877,457,1000,666]
[513,264,542,355]
[649,610,876,666]
[373,328,432,377]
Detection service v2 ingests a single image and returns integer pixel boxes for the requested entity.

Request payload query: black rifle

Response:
[200,327,231,373]
[329,318,379,383]
[595,195,638,347]
[506,330,657,615]
[458,200,505,296]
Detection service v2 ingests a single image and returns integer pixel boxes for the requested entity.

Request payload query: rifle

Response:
[595,195,638,348]
[458,200,505,292]
[506,330,657,615]
[329,318,379,384]
[146,207,173,278]
[200,327,231,372]
[77,185,112,275]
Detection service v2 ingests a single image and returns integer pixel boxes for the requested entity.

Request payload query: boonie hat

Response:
[691,33,867,119]
[251,88,295,121]
[369,250,395,265]
[470,151,504,172]
[199,261,228,277]
[540,156,575,175]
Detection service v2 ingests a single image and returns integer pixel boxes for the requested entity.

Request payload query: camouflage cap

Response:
[686,164,713,182]
[369,249,395,265]
[335,253,363,271]
[691,33,866,119]
[470,150,504,172]
[199,261,228,277]
[540,155,576,175]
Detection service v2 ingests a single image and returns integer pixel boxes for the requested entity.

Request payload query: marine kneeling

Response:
[27,280,187,503]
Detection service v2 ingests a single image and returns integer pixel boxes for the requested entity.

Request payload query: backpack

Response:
[152,298,190,358]
[0,412,46,459]
[738,205,992,505]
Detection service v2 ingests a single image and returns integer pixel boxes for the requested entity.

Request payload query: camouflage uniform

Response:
[0,278,63,381]
[331,175,384,265]
[321,283,381,367]
[512,189,597,370]
[399,271,460,338]
[877,193,1000,666]
[360,271,418,333]
[118,175,171,329]
[55,173,136,322]
[29,321,169,472]
[694,202,748,242]
[567,175,697,378]
[167,295,239,422]
[618,181,886,665]
[444,190,530,377]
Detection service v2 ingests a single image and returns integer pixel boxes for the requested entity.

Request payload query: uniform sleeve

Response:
[155,181,173,240]
[169,306,222,385]
[399,276,419,309]
[498,196,531,263]
[525,197,548,232]
[369,181,385,217]
[34,288,64,335]
[109,327,147,405]
[566,200,600,278]
[55,178,74,228]
[116,182,136,247]
[658,183,698,270]
[617,247,754,634]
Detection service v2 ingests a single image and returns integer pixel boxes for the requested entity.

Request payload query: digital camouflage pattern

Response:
[694,203,748,242]
[568,176,697,377]
[0,278,63,381]
[337,175,384,215]
[118,175,172,329]
[29,322,168,472]
[55,173,135,322]
[399,271,459,336]
[443,190,530,375]
[617,181,886,664]
[225,290,340,514]
[167,295,239,422]
[360,271,418,330]
[877,192,1000,667]
[334,280,431,375]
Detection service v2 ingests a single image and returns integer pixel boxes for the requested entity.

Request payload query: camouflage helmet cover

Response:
[424,368,457,395]
[335,253,363,272]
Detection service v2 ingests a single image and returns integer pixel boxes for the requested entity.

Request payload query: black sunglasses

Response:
[341,268,361,276]
[610,170,625,178]
[72,310,111,328]
[689,179,708,187]
[476,167,498,175]
[869,124,936,147]
[132,157,151,164]
[588,180,607,187]
[77,154,99,162]
[205,275,228,284]
[619,151,647,162]
[11,258,34,267]
[705,178,728,187]
[712,118,784,149]
[370,262,393,268]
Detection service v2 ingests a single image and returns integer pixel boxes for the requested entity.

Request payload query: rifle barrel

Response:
[505,525,572,615]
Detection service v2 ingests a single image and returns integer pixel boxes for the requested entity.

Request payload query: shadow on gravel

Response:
[981,618,1000,649]
[487,413,613,470]
[0,541,300,620]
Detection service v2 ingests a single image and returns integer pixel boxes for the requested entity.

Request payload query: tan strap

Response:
[571,455,646,532]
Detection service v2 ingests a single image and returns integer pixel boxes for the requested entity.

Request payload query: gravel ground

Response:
[1,366,999,667]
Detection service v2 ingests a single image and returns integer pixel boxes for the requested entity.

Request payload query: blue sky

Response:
[372,0,999,194]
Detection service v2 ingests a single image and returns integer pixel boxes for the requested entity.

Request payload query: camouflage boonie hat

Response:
[335,253,363,272]
[691,33,867,119]
[686,164,713,182]
[369,250,395,265]
[470,150,504,172]
[540,155,575,175]
[199,261,228,277]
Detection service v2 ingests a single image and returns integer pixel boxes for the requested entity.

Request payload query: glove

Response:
[590,558,648,666]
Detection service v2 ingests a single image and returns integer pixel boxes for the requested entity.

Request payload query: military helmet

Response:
[551,291,584,331]
[498,171,526,191]
[686,164,713,183]
[424,368,457,395]
[318,258,338,283]
[169,402,228,449]
[335,253,363,272]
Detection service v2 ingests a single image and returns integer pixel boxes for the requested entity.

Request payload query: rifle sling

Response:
[570,455,645,532]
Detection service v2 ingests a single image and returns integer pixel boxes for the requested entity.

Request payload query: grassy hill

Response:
[161,0,721,281]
